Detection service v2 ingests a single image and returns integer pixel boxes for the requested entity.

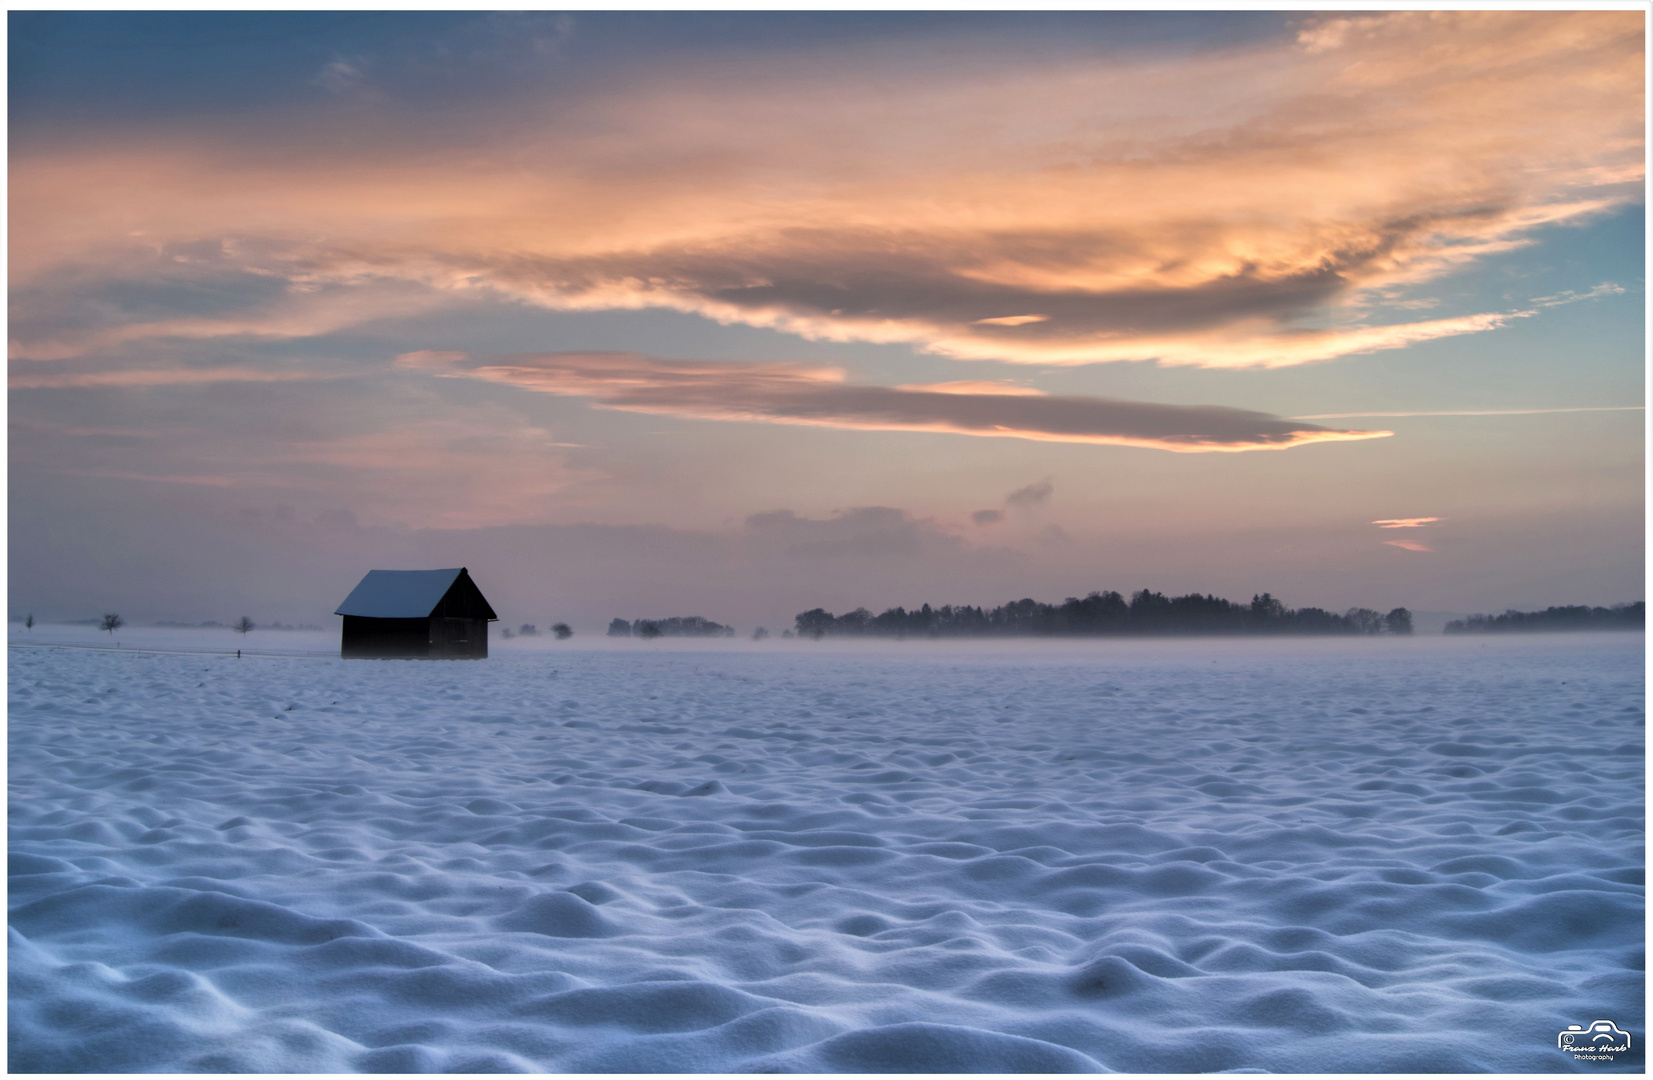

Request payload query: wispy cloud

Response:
[314,58,372,97]
[1297,406,1642,420]
[896,380,1045,397]
[1006,480,1054,507]
[10,11,1641,368]
[1530,282,1627,307]
[413,350,1392,453]
[1376,515,1438,551]
[10,276,461,363]
[974,479,1052,526]
[9,368,335,390]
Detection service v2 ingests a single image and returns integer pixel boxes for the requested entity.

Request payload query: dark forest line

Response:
[1444,603,1644,634]
[794,591,1414,639]
[608,616,736,639]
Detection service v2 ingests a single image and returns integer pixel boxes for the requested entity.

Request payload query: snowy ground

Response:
[9,632,1644,1072]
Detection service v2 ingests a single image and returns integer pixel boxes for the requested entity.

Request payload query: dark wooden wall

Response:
[341,615,489,659]
[341,616,430,658]
[429,616,488,659]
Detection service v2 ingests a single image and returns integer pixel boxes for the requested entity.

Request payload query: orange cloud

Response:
[422,350,1391,453]
[1382,539,1433,552]
[895,380,1046,397]
[1373,517,1442,529]
[973,315,1049,327]
[8,12,1641,369]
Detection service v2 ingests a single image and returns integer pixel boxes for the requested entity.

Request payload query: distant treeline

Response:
[795,591,1413,639]
[1444,603,1644,634]
[608,616,736,639]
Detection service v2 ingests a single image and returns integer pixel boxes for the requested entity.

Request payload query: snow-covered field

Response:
[9,632,1644,1072]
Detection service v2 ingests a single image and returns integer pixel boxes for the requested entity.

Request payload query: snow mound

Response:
[9,635,1644,1072]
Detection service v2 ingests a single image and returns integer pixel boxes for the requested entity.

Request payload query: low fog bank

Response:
[8,623,339,654]
[11,621,1640,662]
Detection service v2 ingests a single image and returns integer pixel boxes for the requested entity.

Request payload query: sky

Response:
[8,10,1646,633]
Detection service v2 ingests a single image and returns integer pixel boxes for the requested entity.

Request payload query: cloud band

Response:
[415,350,1391,453]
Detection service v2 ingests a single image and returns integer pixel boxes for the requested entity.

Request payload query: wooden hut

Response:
[335,567,497,659]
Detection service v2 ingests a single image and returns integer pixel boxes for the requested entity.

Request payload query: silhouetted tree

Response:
[794,609,834,640]
[636,620,662,640]
[233,616,256,635]
[100,613,123,635]
[752,627,770,640]
[1384,608,1414,635]
[24,614,33,631]
[1344,608,1383,635]
[837,608,872,635]
[607,618,632,637]
[552,623,572,640]
[519,624,539,637]
[1249,593,1286,625]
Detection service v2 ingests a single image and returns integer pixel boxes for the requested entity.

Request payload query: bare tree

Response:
[234,616,256,635]
[551,622,572,640]
[751,627,769,640]
[636,620,662,640]
[24,614,34,631]
[99,613,123,635]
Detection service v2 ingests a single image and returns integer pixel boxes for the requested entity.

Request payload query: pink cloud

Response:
[421,350,1391,453]
[1372,517,1442,529]
[1382,539,1433,552]
[973,315,1049,327]
[894,380,1046,397]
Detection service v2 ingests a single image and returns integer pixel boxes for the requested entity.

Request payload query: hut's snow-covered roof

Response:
[335,568,466,618]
